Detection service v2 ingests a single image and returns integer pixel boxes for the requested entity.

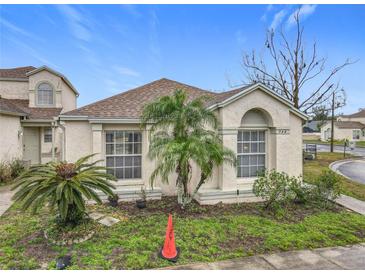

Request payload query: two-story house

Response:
[0,66,78,164]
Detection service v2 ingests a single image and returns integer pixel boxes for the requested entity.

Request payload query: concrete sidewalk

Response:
[0,185,14,216]
[163,244,365,270]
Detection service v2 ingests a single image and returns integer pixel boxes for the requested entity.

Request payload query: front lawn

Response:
[1,197,365,269]
[303,152,365,201]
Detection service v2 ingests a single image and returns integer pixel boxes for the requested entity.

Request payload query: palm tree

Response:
[12,154,116,225]
[141,89,236,207]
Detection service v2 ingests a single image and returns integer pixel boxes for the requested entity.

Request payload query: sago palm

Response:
[142,89,236,207]
[12,154,116,225]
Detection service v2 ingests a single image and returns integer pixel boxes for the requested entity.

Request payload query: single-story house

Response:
[320,110,365,141]
[1,66,308,204]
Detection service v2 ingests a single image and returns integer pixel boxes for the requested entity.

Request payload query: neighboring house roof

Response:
[0,97,28,116]
[334,121,365,129]
[341,108,365,118]
[0,66,36,80]
[61,78,308,120]
[0,98,62,120]
[0,66,79,96]
[303,120,325,132]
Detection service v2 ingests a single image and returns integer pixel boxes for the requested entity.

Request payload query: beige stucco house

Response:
[0,66,78,164]
[320,110,365,142]
[1,66,308,204]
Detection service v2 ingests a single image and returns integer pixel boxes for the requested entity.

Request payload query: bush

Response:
[8,159,25,178]
[253,170,302,209]
[311,170,341,208]
[0,161,12,184]
[0,159,25,185]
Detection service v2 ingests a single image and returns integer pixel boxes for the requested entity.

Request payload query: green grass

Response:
[1,200,365,270]
[303,152,365,201]
[303,139,365,148]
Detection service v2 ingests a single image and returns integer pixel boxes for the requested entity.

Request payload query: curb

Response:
[329,159,365,183]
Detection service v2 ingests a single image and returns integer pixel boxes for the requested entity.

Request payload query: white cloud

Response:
[287,5,317,27]
[57,5,92,42]
[0,18,43,41]
[114,66,140,77]
[270,9,287,30]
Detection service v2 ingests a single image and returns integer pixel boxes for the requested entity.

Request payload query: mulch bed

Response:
[116,196,343,223]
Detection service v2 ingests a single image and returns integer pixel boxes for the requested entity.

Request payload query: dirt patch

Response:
[17,231,59,269]
[116,196,342,223]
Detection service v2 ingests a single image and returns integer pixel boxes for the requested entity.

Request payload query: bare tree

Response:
[242,8,355,113]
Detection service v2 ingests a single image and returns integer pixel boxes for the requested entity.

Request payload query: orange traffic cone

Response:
[159,214,180,262]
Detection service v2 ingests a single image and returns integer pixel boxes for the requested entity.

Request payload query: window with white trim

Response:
[237,130,266,177]
[44,127,52,143]
[105,131,142,179]
[37,83,54,105]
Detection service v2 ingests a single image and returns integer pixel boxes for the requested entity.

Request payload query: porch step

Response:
[195,188,261,205]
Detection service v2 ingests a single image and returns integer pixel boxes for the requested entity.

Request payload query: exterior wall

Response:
[217,88,301,191]
[320,122,365,141]
[0,114,22,161]
[40,127,63,163]
[288,113,303,177]
[28,70,76,111]
[63,121,92,162]
[61,87,305,200]
[0,80,29,99]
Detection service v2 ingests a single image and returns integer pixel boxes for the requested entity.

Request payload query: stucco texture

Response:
[63,87,304,197]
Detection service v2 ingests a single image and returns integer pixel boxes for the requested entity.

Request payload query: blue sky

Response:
[0,4,364,114]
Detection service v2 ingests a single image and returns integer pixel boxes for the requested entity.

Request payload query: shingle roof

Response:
[0,66,36,79]
[0,98,28,116]
[335,121,365,129]
[63,78,226,119]
[341,109,365,118]
[0,98,62,119]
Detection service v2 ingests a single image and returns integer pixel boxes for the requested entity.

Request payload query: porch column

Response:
[91,124,103,165]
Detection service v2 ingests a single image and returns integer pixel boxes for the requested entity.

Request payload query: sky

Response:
[0,4,364,114]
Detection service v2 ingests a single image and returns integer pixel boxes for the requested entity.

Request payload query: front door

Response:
[23,127,40,165]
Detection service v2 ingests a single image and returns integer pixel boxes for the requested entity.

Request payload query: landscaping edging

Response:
[44,230,95,246]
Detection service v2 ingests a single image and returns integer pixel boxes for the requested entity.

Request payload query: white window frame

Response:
[36,82,54,106]
[105,130,142,180]
[44,127,52,143]
[237,129,266,178]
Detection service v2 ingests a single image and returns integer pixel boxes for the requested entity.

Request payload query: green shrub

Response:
[289,177,312,204]
[253,170,301,209]
[311,170,342,208]
[0,161,12,184]
[8,159,25,178]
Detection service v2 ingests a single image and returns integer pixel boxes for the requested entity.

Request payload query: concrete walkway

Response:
[336,195,365,215]
[0,185,14,216]
[163,244,365,270]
